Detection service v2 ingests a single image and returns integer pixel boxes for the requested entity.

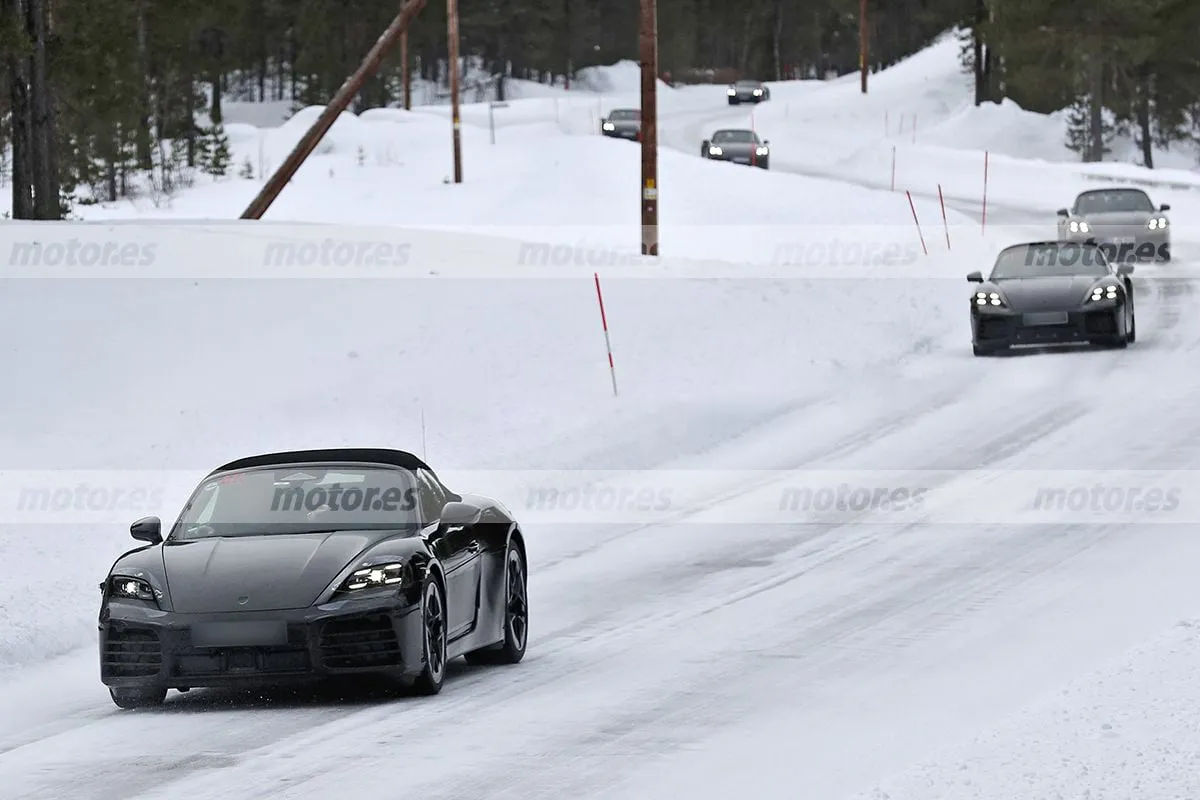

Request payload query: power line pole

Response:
[859,0,868,94]
[639,0,658,255]
[448,0,463,182]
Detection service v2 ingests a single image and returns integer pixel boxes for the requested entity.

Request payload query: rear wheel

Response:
[109,686,166,709]
[464,542,528,666]
[410,575,447,695]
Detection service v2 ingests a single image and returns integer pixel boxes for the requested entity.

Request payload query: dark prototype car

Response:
[727,80,770,104]
[601,108,641,140]
[701,129,769,169]
[968,241,1135,356]
[99,448,528,709]
[1057,187,1170,262]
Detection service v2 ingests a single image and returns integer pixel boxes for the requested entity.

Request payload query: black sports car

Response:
[968,241,1135,356]
[99,448,528,708]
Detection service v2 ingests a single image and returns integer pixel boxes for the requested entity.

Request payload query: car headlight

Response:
[340,562,408,592]
[1069,220,1090,233]
[755,146,768,155]
[709,146,723,155]
[1089,285,1120,303]
[1148,217,1168,229]
[109,575,156,601]
[753,89,763,95]
[727,88,735,95]
[974,291,1004,307]
[602,122,614,131]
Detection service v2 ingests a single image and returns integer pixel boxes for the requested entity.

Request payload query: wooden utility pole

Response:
[639,0,658,255]
[401,30,411,109]
[859,0,868,93]
[240,0,426,219]
[448,0,462,182]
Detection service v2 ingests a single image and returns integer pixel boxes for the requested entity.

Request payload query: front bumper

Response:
[729,93,766,103]
[972,304,1125,347]
[1064,230,1169,261]
[602,127,639,140]
[708,152,768,167]
[99,591,425,689]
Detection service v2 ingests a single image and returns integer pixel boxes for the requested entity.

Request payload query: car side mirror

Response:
[763,139,770,145]
[1116,264,1134,275]
[130,516,162,544]
[440,501,482,527]
[1160,203,1170,211]
[967,271,984,282]
[1056,208,1069,216]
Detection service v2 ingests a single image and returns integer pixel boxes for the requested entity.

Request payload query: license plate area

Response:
[191,621,287,648]
[1023,311,1069,326]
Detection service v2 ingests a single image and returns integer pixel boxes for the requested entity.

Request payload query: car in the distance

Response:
[98,448,528,708]
[701,129,769,169]
[727,80,770,104]
[1057,187,1170,262]
[968,240,1135,355]
[601,108,641,140]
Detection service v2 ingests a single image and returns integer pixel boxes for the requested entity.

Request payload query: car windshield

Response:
[609,110,639,120]
[1074,189,1155,214]
[989,243,1109,280]
[712,130,757,143]
[171,465,421,537]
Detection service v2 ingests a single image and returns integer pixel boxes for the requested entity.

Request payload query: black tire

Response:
[728,98,738,105]
[1127,300,1136,343]
[464,542,528,666]
[109,686,166,709]
[410,574,448,695]
[758,159,769,170]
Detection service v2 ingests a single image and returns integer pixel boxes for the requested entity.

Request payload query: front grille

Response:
[319,614,402,669]
[172,624,311,678]
[102,627,162,678]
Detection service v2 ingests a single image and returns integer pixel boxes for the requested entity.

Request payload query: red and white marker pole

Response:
[594,272,618,396]
[938,184,950,250]
[906,191,928,256]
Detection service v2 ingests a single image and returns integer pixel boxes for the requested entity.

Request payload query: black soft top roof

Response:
[209,448,430,476]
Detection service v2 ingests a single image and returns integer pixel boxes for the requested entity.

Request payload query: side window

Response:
[415,469,446,523]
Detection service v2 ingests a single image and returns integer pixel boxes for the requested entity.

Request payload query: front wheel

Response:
[109,686,166,709]
[464,542,528,666]
[410,575,448,695]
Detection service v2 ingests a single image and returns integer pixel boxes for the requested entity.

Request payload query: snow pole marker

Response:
[906,191,928,256]
[594,272,618,397]
[938,184,950,250]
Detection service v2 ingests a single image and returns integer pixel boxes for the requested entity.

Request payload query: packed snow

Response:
[3,29,1200,800]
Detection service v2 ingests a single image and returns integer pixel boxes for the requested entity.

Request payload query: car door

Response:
[417,468,481,638]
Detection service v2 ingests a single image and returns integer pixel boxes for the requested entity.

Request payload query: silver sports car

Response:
[1057,187,1170,262]
[601,109,640,140]
[701,129,769,169]
[727,80,770,105]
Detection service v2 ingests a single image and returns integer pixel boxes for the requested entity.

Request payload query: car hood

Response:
[995,276,1101,312]
[607,119,639,129]
[1078,211,1153,226]
[162,530,405,612]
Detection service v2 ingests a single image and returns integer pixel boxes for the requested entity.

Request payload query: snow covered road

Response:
[2,254,1200,798]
